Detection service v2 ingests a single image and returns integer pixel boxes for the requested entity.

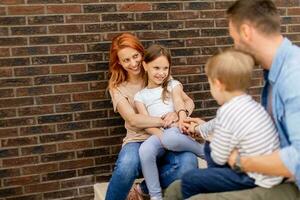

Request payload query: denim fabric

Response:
[105,141,198,200]
[181,143,256,199]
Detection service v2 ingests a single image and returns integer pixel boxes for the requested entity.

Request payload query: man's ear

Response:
[142,61,147,71]
[240,23,252,42]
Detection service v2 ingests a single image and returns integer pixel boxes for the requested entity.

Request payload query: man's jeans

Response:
[105,142,198,200]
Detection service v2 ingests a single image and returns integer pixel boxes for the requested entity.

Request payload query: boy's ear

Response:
[214,79,226,91]
[142,61,147,71]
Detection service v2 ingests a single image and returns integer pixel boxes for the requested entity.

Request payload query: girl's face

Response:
[144,55,170,88]
[117,47,142,77]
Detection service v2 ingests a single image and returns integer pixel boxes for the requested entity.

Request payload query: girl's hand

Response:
[162,112,178,128]
[183,121,198,138]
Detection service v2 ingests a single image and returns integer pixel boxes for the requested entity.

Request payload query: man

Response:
[164,0,300,199]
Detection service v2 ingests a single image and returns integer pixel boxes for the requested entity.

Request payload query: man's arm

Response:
[228,150,292,177]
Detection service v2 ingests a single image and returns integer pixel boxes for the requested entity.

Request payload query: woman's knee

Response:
[114,147,141,178]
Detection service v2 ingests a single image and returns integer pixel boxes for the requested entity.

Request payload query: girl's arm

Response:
[181,90,194,116]
[172,85,189,131]
[135,101,163,137]
[116,97,165,129]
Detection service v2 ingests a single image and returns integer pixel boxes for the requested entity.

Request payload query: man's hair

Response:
[205,49,254,92]
[227,0,281,35]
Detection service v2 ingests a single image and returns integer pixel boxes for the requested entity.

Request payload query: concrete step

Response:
[94,158,207,200]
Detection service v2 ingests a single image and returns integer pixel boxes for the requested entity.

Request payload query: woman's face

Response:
[117,47,142,76]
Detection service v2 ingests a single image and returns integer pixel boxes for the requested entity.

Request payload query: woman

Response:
[105,33,198,200]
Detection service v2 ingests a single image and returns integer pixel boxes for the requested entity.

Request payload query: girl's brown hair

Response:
[144,44,172,102]
[108,33,145,90]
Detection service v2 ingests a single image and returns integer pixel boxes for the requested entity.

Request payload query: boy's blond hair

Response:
[205,49,254,91]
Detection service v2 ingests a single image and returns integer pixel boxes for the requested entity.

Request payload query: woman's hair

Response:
[108,33,145,90]
[205,49,254,92]
[227,0,280,35]
[144,44,172,102]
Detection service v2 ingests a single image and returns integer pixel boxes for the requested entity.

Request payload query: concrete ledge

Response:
[94,158,207,200]
[94,182,108,200]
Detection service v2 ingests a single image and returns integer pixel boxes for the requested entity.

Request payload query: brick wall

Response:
[0,0,299,199]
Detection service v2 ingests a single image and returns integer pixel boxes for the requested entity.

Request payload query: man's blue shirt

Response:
[262,38,300,188]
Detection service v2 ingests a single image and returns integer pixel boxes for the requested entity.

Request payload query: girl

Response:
[134,44,204,200]
[106,33,198,200]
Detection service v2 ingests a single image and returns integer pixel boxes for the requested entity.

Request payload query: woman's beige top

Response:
[110,81,150,145]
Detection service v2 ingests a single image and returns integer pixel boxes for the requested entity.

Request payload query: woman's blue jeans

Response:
[105,142,198,200]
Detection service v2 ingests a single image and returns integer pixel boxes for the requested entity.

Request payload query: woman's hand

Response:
[161,112,178,128]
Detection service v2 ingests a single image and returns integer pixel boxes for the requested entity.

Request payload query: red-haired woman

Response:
[105,33,198,200]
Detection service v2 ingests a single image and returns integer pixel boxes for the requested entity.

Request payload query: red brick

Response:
[57,121,90,132]
[0,7,5,15]
[76,129,108,139]
[16,86,52,97]
[22,163,58,175]
[1,136,38,147]
[0,128,18,138]
[21,144,57,156]
[54,83,88,93]
[119,3,151,11]
[49,24,83,34]
[47,5,81,14]
[0,108,16,118]
[73,91,105,101]
[0,48,10,57]
[24,182,60,193]
[36,94,71,105]
[0,0,24,5]
[50,44,84,54]
[288,8,300,15]
[59,158,94,170]
[12,46,48,56]
[66,14,100,23]
[55,102,89,113]
[51,64,86,74]
[0,187,23,198]
[20,125,55,136]
[43,188,78,199]
[8,6,45,15]
[3,175,40,186]
[0,68,13,77]
[61,176,93,188]
[3,156,39,167]
[58,140,92,151]
[90,81,108,90]
[18,105,54,116]
[0,117,35,128]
